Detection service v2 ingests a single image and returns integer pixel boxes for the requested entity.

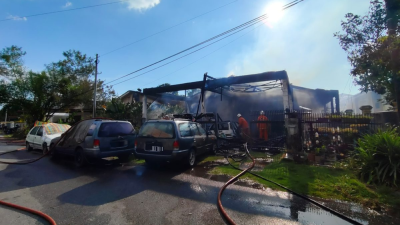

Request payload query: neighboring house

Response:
[120,90,155,105]
[340,91,390,114]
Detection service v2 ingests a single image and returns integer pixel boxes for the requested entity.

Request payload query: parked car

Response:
[51,119,136,167]
[26,123,71,155]
[135,120,217,167]
[209,122,237,139]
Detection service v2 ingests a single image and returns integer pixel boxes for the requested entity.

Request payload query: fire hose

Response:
[215,141,363,225]
[217,144,255,225]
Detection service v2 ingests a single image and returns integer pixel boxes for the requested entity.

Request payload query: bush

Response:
[12,127,30,139]
[355,128,400,186]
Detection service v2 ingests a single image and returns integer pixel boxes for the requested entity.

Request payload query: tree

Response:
[0,46,115,126]
[334,0,400,112]
[105,98,142,127]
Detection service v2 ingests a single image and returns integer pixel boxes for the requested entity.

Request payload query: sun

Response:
[263,1,286,24]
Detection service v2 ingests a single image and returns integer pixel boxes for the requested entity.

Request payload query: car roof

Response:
[146,120,190,124]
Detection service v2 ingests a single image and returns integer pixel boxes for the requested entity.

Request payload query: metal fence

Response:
[247,110,386,149]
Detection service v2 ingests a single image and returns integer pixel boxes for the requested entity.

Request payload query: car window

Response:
[189,123,201,135]
[36,126,43,136]
[179,123,193,137]
[87,124,97,136]
[197,124,206,135]
[139,122,175,138]
[98,122,135,137]
[30,126,39,135]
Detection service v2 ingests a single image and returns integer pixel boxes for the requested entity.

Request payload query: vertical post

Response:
[4,109,7,122]
[93,54,98,118]
[331,99,334,114]
[142,95,147,123]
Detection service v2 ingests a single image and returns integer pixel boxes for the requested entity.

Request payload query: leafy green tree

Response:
[0,46,115,126]
[335,0,400,111]
[105,98,143,127]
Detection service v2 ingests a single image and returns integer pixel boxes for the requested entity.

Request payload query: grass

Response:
[209,158,400,209]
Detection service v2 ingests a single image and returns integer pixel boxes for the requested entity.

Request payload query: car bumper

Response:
[135,149,189,161]
[83,148,135,158]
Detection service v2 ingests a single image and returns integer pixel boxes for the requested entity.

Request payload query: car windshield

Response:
[139,122,175,138]
[98,122,134,137]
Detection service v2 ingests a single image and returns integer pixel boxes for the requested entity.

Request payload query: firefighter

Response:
[237,113,251,143]
[257,110,268,141]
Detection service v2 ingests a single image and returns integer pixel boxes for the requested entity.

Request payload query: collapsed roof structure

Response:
[141,71,340,122]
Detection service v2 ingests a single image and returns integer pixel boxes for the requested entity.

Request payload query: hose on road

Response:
[217,144,255,225]
[0,199,57,225]
[0,149,51,165]
[225,155,363,225]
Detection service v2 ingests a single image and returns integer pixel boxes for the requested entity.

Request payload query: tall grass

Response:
[355,128,400,186]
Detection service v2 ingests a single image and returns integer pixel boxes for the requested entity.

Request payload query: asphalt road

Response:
[0,138,380,225]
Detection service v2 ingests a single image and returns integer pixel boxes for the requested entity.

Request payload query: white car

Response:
[209,122,237,139]
[26,123,71,155]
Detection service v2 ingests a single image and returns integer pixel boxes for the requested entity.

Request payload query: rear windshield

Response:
[98,122,135,137]
[139,122,175,138]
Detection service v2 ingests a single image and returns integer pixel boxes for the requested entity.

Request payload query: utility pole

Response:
[384,0,400,122]
[4,109,7,122]
[93,54,99,118]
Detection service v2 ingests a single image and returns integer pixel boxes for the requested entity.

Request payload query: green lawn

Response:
[208,157,400,209]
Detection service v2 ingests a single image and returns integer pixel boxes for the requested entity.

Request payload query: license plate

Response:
[148,146,163,152]
[103,156,119,161]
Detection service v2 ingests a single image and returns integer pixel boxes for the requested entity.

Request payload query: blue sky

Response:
[1,0,370,96]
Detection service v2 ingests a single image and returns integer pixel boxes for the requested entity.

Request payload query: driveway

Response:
[0,138,382,225]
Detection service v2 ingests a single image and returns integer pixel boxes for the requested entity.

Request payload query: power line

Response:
[105,15,268,85]
[111,19,266,87]
[100,0,239,57]
[105,0,304,86]
[140,23,265,88]
[0,0,129,22]
[54,0,304,106]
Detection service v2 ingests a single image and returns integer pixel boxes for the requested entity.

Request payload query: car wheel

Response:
[26,142,33,151]
[145,159,157,167]
[42,143,49,155]
[74,148,86,168]
[187,149,196,167]
[118,154,132,163]
[211,143,217,155]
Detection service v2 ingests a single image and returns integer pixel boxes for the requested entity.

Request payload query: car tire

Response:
[145,159,157,167]
[74,148,86,168]
[26,142,33,151]
[187,149,196,167]
[42,143,49,155]
[211,143,217,155]
[118,154,132,163]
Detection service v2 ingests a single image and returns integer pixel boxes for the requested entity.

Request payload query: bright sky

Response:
[1,0,370,96]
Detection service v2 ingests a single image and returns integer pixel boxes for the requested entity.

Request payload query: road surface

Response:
[0,137,388,225]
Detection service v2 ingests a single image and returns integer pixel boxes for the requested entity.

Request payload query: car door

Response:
[27,126,39,145]
[35,126,44,149]
[197,124,211,153]
[190,123,205,154]
[178,122,194,150]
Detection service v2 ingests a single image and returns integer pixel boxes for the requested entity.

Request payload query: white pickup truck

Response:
[26,123,71,155]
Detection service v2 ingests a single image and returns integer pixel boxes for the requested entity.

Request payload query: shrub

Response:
[12,127,30,139]
[355,128,400,186]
